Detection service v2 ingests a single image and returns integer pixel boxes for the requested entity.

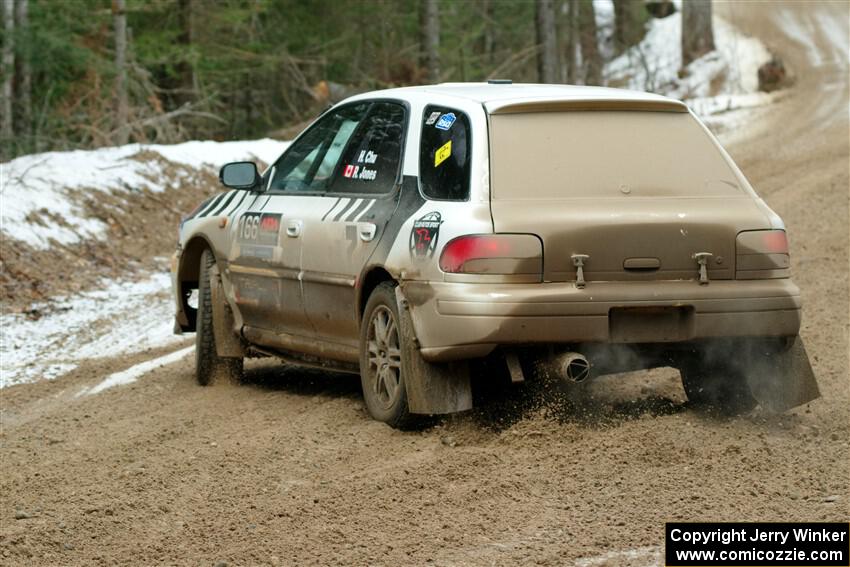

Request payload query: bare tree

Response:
[578,0,601,85]
[612,0,638,53]
[113,0,129,145]
[480,0,495,66]
[567,0,578,83]
[681,0,715,67]
[535,0,558,83]
[419,0,439,83]
[15,0,29,138]
[1,0,13,143]
[177,0,195,102]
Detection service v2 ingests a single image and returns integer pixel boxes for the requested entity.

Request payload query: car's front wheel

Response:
[196,249,243,386]
[359,282,417,428]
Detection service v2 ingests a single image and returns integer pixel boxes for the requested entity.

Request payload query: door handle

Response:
[286,219,302,238]
[358,222,377,242]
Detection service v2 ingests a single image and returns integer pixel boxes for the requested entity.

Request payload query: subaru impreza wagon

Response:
[171,82,818,428]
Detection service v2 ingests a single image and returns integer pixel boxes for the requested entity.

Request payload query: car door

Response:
[228,102,371,338]
[299,101,408,345]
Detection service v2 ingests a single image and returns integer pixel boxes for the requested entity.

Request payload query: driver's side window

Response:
[268,103,369,193]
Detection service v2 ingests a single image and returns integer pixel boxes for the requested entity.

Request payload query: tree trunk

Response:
[480,0,495,66]
[419,0,439,83]
[681,0,715,67]
[579,0,601,85]
[177,0,195,101]
[567,0,578,84]
[113,0,129,145]
[535,0,557,83]
[15,0,28,139]
[612,0,638,53]
[1,0,14,144]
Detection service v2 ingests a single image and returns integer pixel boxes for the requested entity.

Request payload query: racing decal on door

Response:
[321,198,377,223]
[237,212,282,259]
[409,211,443,258]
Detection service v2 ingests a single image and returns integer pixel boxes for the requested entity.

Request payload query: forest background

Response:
[0,0,717,161]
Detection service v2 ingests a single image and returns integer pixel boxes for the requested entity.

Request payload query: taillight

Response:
[439,234,542,276]
[736,230,790,279]
[759,230,788,253]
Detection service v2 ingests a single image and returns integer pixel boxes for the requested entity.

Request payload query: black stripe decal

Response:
[321,197,343,221]
[225,190,250,216]
[344,198,372,222]
[333,199,358,222]
[209,190,239,216]
[185,196,213,221]
[196,192,229,218]
[368,176,425,266]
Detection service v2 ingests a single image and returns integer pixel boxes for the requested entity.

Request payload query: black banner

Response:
[666,522,849,566]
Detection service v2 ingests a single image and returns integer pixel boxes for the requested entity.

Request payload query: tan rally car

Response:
[171,82,818,428]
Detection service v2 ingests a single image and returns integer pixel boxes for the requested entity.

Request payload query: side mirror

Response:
[219,161,261,190]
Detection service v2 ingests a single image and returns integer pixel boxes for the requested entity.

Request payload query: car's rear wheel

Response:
[359,282,416,428]
[196,249,243,386]
[679,356,756,414]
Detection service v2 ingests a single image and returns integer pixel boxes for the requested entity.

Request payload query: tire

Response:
[679,355,756,415]
[196,249,243,386]
[359,282,416,428]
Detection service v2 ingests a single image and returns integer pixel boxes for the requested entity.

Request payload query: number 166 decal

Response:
[237,213,281,246]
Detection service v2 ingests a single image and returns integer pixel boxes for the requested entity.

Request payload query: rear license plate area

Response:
[608,306,694,343]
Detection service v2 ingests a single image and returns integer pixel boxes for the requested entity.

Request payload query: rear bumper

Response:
[401,279,802,361]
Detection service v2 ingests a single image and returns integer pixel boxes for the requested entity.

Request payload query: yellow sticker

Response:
[434,140,452,167]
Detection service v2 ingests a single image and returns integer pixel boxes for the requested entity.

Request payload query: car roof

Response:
[343,82,687,113]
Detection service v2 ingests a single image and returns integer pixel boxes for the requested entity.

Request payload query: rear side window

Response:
[419,105,471,201]
[329,102,406,195]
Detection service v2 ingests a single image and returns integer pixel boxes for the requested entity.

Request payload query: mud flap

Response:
[745,336,820,413]
[395,287,473,415]
[209,265,245,358]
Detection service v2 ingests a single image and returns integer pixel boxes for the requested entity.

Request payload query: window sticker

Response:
[409,211,443,258]
[357,150,378,164]
[425,111,441,125]
[342,164,377,180]
[434,140,452,167]
[435,112,456,130]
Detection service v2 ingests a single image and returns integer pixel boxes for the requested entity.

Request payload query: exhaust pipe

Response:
[553,352,591,383]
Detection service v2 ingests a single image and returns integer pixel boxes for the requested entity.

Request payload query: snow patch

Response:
[605,12,771,100]
[813,10,850,66]
[775,8,823,67]
[575,545,662,567]
[0,138,287,249]
[0,271,186,388]
[80,345,194,396]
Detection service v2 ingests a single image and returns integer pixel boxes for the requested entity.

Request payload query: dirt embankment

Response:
[1,3,848,566]
[0,153,220,312]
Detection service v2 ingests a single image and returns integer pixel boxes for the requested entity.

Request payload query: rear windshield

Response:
[489,111,740,199]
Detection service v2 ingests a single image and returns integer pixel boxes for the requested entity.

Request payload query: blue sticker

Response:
[435,112,456,131]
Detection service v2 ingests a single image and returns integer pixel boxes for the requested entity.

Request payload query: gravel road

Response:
[1,3,847,566]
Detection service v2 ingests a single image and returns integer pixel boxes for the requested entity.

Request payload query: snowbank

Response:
[0,139,287,249]
[588,1,778,136]
[0,270,184,388]
[605,11,771,97]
